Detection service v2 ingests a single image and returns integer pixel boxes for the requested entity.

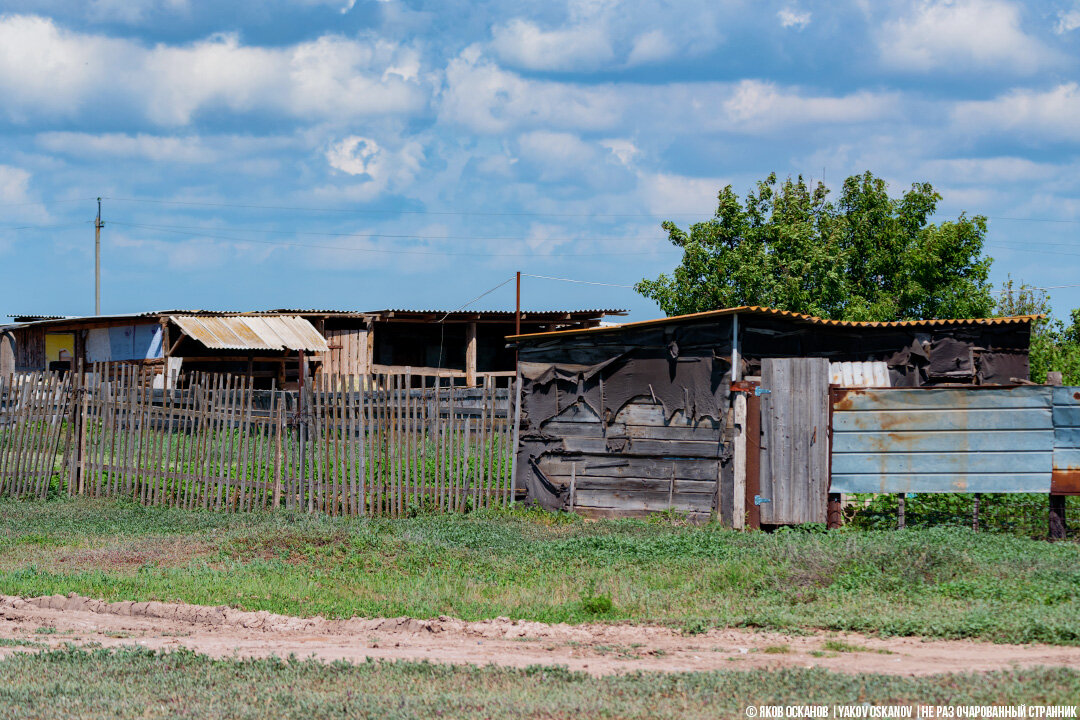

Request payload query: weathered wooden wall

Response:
[13,327,44,372]
[319,327,371,377]
[0,331,14,377]
[533,400,723,521]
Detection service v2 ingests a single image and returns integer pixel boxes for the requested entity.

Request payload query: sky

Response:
[2,0,1080,322]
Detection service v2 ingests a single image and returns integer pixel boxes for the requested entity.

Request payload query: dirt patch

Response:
[46,537,217,572]
[1,593,1078,676]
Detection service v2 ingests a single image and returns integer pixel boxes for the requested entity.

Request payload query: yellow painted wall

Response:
[45,333,75,364]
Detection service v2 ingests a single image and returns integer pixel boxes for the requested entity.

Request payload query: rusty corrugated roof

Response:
[508,306,1042,341]
[170,315,329,352]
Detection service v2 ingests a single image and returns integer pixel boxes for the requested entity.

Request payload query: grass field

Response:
[1,497,1078,644]
[0,646,1077,720]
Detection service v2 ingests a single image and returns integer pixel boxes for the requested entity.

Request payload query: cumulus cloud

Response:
[0,15,431,126]
[626,29,675,66]
[489,18,615,71]
[439,48,624,133]
[0,165,32,204]
[323,134,425,201]
[721,80,899,131]
[34,132,298,163]
[951,83,1080,142]
[1057,8,1080,34]
[777,8,811,30]
[878,0,1053,74]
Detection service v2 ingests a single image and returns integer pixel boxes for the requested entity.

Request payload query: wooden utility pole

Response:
[515,271,521,337]
[95,198,103,315]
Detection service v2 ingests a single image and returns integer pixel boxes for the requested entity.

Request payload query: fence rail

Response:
[0,368,520,517]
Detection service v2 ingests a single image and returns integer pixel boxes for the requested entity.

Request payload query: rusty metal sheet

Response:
[831,386,1053,494]
[170,315,328,352]
[1051,387,1080,494]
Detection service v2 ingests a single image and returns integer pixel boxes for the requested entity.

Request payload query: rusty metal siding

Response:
[830,386,1053,494]
[1052,387,1080,494]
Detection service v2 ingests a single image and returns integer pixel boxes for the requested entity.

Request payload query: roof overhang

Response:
[508,306,1042,342]
[169,315,329,352]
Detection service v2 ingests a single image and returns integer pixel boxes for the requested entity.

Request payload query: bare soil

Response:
[1,593,1077,676]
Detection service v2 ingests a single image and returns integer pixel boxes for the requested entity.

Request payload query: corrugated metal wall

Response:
[830,386,1054,494]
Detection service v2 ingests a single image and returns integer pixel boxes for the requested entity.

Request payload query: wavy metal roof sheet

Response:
[508,306,1041,341]
[170,315,329,352]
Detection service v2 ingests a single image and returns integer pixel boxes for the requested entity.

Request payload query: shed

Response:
[508,306,1037,525]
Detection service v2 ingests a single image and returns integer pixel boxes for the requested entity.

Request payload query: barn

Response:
[507,306,1037,526]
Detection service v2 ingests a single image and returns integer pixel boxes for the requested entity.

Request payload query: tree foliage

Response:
[636,171,995,322]
[997,277,1080,384]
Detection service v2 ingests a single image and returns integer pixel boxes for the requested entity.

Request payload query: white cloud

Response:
[879,0,1052,73]
[777,8,811,30]
[626,29,675,66]
[601,139,639,166]
[439,48,624,133]
[490,18,614,71]
[87,0,189,24]
[951,83,1080,142]
[0,165,32,204]
[323,134,425,201]
[0,15,431,126]
[637,172,725,216]
[36,132,233,163]
[1056,8,1080,33]
[722,80,899,131]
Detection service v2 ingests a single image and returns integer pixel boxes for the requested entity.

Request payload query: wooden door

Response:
[759,358,830,524]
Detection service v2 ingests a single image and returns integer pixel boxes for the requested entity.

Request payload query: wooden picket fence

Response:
[0,368,520,516]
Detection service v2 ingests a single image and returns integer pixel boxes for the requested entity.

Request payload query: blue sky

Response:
[2,0,1080,322]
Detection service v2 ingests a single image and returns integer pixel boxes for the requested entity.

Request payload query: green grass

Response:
[0,646,1077,719]
[0,497,1078,644]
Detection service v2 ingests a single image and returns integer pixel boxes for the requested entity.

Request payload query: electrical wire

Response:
[104,195,710,219]
[106,221,676,258]
[107,219,667,245]
[521,273,636,289]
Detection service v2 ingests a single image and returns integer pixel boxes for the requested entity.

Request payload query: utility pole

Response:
[515,271,521,337]
[94,197,103,315]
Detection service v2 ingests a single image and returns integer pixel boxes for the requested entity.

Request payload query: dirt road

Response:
[1,593,1076,676]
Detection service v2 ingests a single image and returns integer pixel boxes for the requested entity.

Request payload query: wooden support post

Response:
[1049,494,1067,540]
[897,494,906,530]
[827,493,842,529]
[569,461,577,512]
[746,391,761,530]
[509,371,523,504]
[972,493,981,532]
[465,322,477,388]
[732,392,747,529]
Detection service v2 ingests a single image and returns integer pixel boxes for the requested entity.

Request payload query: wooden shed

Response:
[508,306,1037,526]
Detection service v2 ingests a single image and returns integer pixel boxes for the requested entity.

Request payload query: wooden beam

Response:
[465,322,477,387]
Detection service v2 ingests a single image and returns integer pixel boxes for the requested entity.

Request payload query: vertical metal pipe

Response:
[731,313,740,382]
[515,271,521,337]
[94,198,102,315]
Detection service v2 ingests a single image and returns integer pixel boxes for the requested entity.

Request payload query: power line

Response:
[106,221,675,258]
[104,195,710,220]
[108,219,669,245]
[438,277,517,322]
[521,273,637,289]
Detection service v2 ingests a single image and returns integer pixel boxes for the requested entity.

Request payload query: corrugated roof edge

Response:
[507,306,1043,341]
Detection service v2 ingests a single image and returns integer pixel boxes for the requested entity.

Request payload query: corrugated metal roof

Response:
[171,315,329,352]
[509,306,1042,341]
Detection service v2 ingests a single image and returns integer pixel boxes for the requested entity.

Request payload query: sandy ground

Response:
[0,593,1077,676]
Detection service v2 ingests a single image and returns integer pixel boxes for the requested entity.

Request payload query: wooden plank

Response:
[732,392,746,529]
[573,488,715,513]
[834,450,1052,474]
[833,408,1052,432]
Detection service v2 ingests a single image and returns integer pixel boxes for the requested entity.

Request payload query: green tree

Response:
[636,171,995,322]
[997,277,1080,383]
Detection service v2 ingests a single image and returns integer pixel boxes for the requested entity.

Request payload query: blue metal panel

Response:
[831,387,1053,494]
[1052,387,1080,476]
